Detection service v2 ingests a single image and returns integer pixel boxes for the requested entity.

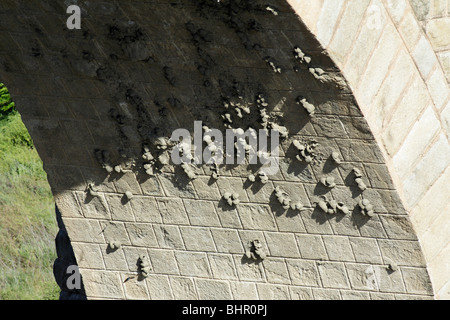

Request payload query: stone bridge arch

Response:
[288,0,449,299]
[0,0,447,299]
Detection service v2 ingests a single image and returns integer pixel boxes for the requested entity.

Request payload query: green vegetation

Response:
[0,83,15,119]
[0,84,59,300]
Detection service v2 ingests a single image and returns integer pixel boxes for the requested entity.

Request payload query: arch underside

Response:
[0,0,433,299]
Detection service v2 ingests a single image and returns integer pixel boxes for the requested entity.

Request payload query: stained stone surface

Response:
[0,0,434,299]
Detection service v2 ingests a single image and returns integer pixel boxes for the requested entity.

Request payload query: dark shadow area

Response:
[310,206,334,225]
[54,205,87,300]
[1,0,351,196]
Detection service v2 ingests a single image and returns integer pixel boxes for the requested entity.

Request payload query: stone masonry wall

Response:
[0,0,437,299]
[409,0,450,81]
[289,0,449,299]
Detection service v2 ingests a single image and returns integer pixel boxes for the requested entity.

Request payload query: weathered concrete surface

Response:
[0,0,439,299]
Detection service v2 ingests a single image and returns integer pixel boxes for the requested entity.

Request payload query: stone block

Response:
[366,189,407,215]
[410,0,431,20]
[183,199,221,227]
[379,215,418,240]
[289,286,314,300]
[148,249,180,275]
[393,106,440,179]
[191,176,222,200]
[101,221,131,246]
[45,164,86,192]
[322,235,356,262]
[345,263,379,291]
[336,139,385,163]
[295,234,328,260]
[71,243,104,269]
[112,172,143,195]
[264,232,301,258]
[262,258,291,285]
[338,116,374,141]
[229,281,259,300]
[210,228,244,254]
[208,253,238,280]
[129,196,162,223]
[420,202,450,262]
[80,167,117,194]
[179,226,216,252]
[174,251,212,278]
[438,51,450,81]
[122,274,150,300]
[402,267,434,295]
[330,185,364,214]
[378,239,427,267]
[317,261,350,289]
[357,23,402,107]
[138,175,165,196]
[413,35,438,79]
[409,166,450,236]
[105,194,135,222]
[316,0,345,46]
[385,0,408,23]
[145,274,173,300]
[273,211,307,233]
[441,97,450,136]
[275,181,311,206]
[426,17,450,49]
[398,12,421,51]
[340,290,371,300]
[285,259,320,287]
[256,283,290,299]
[195,279,232,300]
[299,208,334,235]
[233,254,266,282]
[237,204,277,231]
[427,241,450,294]
[327,211,361,237]
[54,192,83,218]
[101,244,129,271]
[349,237,383,264]
[328,0,372,62]
[156,197,190,225]
[427,67,449,110]
[170,276,198,300]
[382,75,431,155]
[216,177,249,202]
[369,46,417,133]
[153,224,185,250]
[279,159,314,183]
[245,180,275,204]
[311,115,349,139]
[403,133,450,207]
[157,173,197,199]
[437,280,450,300]
[370,292,396,300]
[372,265,406,293]
[312,288,341,300]
[213,201,243,229]
[343,3,386,84]
[80,269,124,299]
[122,247,150,273]
[358,215,389,238]
[64,218,104,243]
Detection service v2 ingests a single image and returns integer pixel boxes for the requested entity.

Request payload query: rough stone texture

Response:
[0,0,438,300]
